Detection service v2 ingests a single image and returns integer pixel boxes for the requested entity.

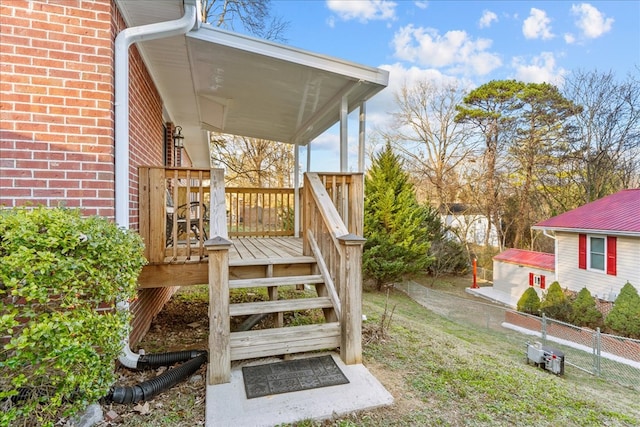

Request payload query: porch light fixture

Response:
[172,126,184,149]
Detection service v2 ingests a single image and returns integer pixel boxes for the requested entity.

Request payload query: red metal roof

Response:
[493,248,555,271]
[534,189,640,235]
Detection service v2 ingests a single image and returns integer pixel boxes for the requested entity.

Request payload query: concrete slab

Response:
[466,286,518,308]
[205,352,393,427]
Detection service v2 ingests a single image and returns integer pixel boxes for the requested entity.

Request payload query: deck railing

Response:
[302,172,365,364]
[139,167,295,262]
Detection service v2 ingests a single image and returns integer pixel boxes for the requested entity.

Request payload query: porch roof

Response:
[116,1,389,167]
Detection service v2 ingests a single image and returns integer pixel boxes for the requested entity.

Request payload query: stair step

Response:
[229,256,316,267]
[230,322,341,360]
[230,296,333,316]
[229,274,324,289]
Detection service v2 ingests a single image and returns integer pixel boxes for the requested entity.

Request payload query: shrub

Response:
[517,287,540,315]
[605,282,640,339]
[0,207,146,426]
[540,281,572,322]
[569,287,603,329]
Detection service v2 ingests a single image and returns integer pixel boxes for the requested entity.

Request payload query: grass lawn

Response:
[107,281,640,426]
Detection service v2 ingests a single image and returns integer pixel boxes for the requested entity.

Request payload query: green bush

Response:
[0,207,146,426]
[569,287,603,329]
[605,282,640,339]
[517,287,540,315]
[540,281,572,322]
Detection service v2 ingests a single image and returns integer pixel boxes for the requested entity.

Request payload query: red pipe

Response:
[472,258,478,288]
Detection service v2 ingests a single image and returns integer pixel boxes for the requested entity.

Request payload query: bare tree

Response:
[210,134,294,187]
[386,81,476,211]
[562,69,640,204]
[200,0,289,42]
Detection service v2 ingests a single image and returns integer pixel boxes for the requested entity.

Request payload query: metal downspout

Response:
[542,229,559,283]
[114,0,199,368]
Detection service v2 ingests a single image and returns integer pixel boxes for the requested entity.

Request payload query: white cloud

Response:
[414,1,428,10]
[571,3,613,39]
[523,8,554,40]
[479,10,498,29]
[564,33,576,44]
[326,0,397,23]
[391,25,502,76]
[512,52,567,85]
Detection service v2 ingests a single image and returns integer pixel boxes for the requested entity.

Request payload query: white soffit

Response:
[185,25,389,145]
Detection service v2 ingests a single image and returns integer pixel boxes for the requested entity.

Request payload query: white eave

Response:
[115,1,389,167]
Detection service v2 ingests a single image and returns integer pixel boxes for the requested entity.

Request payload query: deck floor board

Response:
[229,237,302,262]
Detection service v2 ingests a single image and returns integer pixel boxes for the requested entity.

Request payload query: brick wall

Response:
[1,0,115,216]
[1,0,178,347]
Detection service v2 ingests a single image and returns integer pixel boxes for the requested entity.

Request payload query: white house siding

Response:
[444,214,499,247]
[556,232,640,300]
[493,261,553,301]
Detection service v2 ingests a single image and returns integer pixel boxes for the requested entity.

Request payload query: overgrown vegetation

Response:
[605,282,640,339]
[0,207,146,427]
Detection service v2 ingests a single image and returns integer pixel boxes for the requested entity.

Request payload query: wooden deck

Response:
[229,237,303,263]
[138,237,311,288]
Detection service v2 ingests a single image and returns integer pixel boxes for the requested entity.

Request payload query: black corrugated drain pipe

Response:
[105,350,207,404]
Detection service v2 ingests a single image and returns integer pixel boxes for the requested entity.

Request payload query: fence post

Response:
[541,313,547,343]
[595,327,602,376]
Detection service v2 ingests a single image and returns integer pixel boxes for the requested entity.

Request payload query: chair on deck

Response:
[166,190,209,246]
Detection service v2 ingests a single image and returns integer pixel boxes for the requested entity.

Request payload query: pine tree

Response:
[569,287,603,329]
[540,281,572,322]
[517,287,540,315]
[363,143,434,290]
[605,282,640,339]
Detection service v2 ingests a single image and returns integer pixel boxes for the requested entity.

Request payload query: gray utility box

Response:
[525,342,565,375]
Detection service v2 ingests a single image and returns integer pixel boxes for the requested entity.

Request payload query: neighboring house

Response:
[0,0,388,349]
[492,248,555,301]
[488,189,640,306]
[441,203,500,247]
[532,189,640,301]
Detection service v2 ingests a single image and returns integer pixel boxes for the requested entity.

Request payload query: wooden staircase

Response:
[228,259,341,361]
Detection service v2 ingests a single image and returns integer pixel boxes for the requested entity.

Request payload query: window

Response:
[589,236,605,271]
[578,234,617,276]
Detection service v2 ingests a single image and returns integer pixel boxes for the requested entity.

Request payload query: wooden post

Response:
[205,236,232,385]
[148,167,167,264]
[338,233,366,365]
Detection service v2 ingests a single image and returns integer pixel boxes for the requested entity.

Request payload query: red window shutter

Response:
[540,275,546,289]
[606,236,617,276]
[578,234,587,269]
[529,272,534,286]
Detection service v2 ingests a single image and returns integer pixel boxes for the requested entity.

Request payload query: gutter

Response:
[114,0,199,368]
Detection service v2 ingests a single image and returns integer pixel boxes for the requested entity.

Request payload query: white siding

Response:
[556,232,640,300]
[493,260,552,301]
[444,214,499,247]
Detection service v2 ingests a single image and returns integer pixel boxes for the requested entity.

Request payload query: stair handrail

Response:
[302,172,365,364]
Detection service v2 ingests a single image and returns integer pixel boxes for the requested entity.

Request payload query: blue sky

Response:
[269,1,640,171]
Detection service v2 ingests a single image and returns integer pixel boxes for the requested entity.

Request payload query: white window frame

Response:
[587,235,606,273]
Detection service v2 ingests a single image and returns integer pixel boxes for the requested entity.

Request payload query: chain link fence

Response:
[397,281,640,391]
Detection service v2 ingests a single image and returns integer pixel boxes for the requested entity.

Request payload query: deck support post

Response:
[338,234,366,365]
[205,236,232,385]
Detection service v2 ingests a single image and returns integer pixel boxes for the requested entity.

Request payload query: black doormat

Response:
[242,355,350,399]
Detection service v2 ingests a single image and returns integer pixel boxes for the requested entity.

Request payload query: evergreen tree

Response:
[517,287,540,315]
[540,281,572,322]
[569,287,603,329]
[363,143,435,290]
[605,282,640,339]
